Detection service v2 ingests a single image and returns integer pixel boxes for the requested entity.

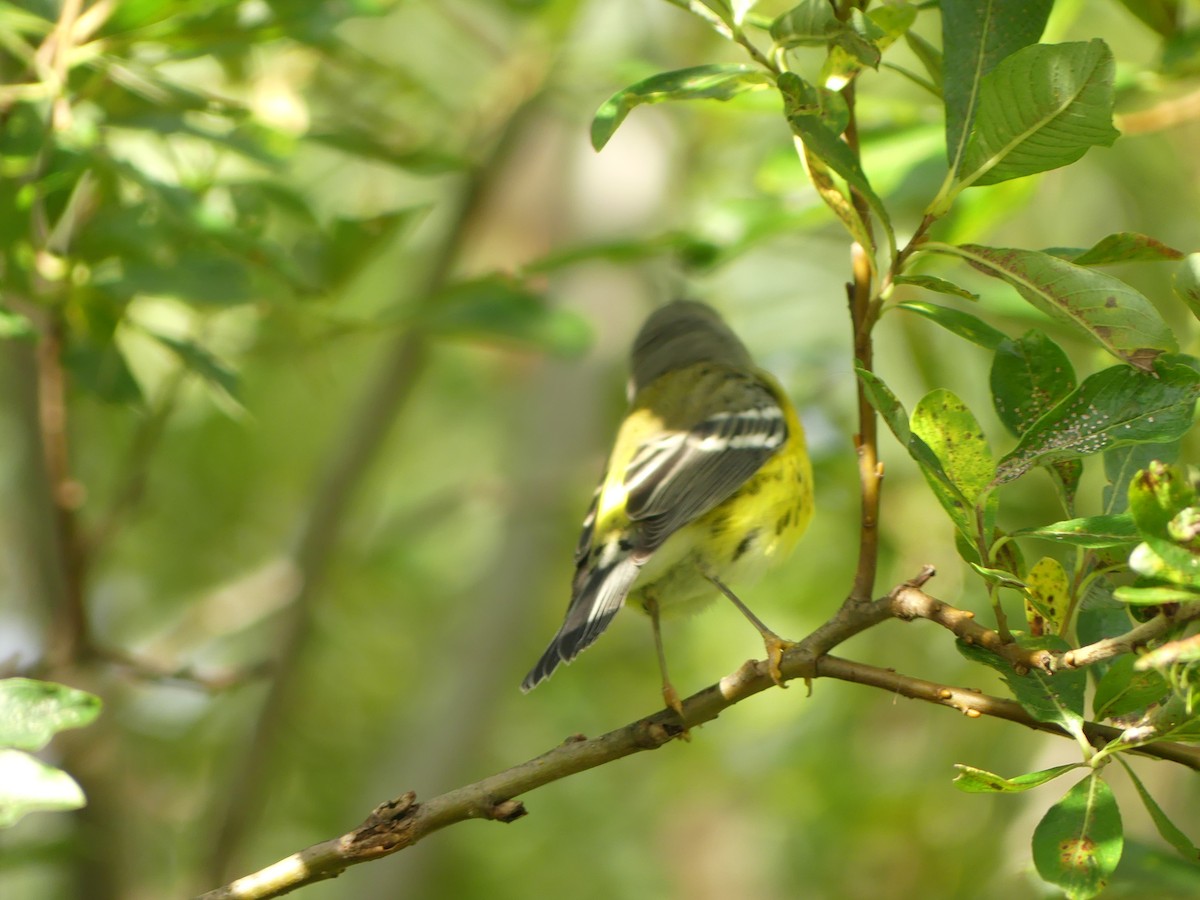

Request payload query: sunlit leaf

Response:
[958,41,1119,188]
[941,0,1053,172]
[770,0,837,48]
[893,275,978,302]
[1033,774,1123,900]
[591,65,772,151]
[954,762,1081,794]
[0,678,102,752]
[0,750,87,828]
[1024,556,1070,635]
[955,244,1176,369]
[994,359,1200,485]
[912,389,994,540]
[1114,582,1200,605]
[1016,514,1138,548]
[782,73,894,254]
[1126,462,1200,585]
[0,305,34,340]
[1047,232,1185,266]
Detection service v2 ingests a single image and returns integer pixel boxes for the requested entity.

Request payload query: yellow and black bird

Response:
[521,300,814,716]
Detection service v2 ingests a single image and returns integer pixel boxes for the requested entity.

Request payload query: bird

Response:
[520,300,814,718]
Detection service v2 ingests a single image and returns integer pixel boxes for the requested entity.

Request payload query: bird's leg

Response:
[644,594,687,726]
[704,572,793,687]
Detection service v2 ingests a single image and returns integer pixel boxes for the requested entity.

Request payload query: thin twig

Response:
[889,581,1055,674]
[1059,602,1200,670]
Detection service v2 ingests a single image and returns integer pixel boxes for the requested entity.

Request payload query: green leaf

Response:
[305,131,467,174]
[0,305,34,340]
[782,73,894,255]
[958,41,1119,188]
[941,0,1053,173]
[855,366,910,444]
[314,210,423,292]
[896,300,1005,349]
[904,30,943,92]
[958,635,1087,738]
[955,244,1177,369]
[1112,0,1180,38]
[64,336,144,406]
[770,0,837,48]
[419,278,593,357]
[1050,232,1186,266]
[1076,580,1129,681]
[1025,556,1070,635]
[1104,441,1181,514]
[1127,462,1200,585]
[150,334,239,400]
[120,253,254,306]
[777,72,849,134]
[968,563,1026,590]
[1016,514,1138,548]
[990,331,1076,437]
[1119,759,1200,864]
[1032,774,1123,900]
[893,275,978,302]
[0,750,87,828]
[1114,582,1200,605]
[1092,655,1169,720]
[912,389,995,502]
[0,678,102,751]
[591,65,772,151]
[953,762,1082,794]
[911,389,995,540]
[1174,253,1200,323]
[819,5,915,88]
[993,359,1200,486]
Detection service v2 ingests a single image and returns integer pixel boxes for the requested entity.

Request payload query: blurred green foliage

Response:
[2,1,1200,899]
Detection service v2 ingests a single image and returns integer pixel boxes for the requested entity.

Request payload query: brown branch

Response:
[36,314,90,668]
[815,656,1200,770]
[1058,601,1200,670]
[847,242,881,604]
[889,581,1055,674]
[1117,88,1200,135]
[196,571,1200,900]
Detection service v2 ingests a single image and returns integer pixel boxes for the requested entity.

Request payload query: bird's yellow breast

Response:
[630,386,813,617]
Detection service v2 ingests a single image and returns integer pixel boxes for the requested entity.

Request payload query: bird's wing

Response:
[624,390,787,554]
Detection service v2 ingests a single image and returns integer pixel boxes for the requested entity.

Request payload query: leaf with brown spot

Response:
[1032,773,1122,899]
[954,244,1176,369]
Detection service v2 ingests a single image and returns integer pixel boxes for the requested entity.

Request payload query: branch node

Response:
[346,792,420,856]
[485,799,526,823]
[964,708,982,718]
[365,792,417,828]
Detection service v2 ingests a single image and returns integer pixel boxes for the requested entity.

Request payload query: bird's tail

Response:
[521,544,641,691]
